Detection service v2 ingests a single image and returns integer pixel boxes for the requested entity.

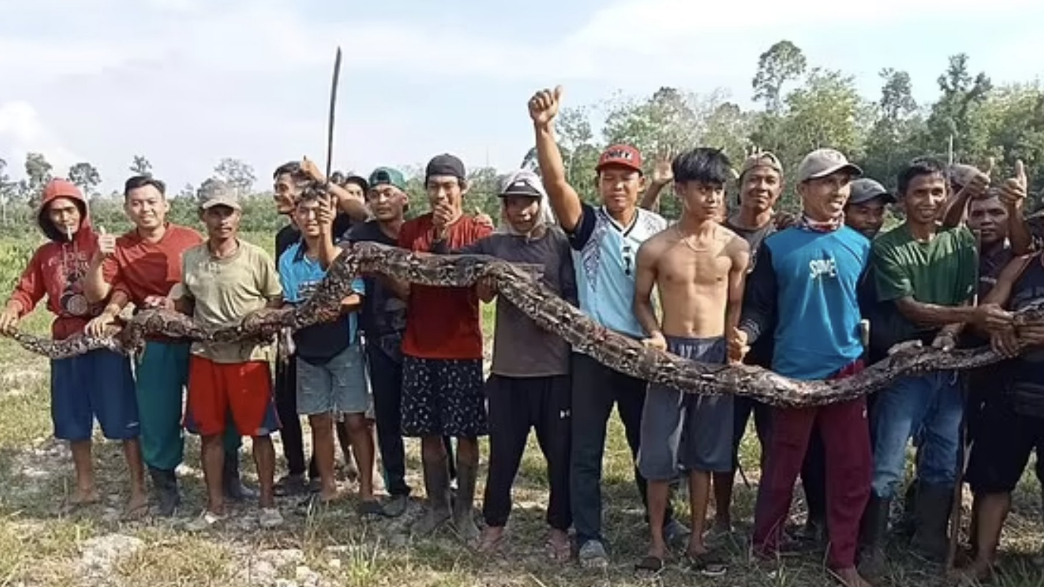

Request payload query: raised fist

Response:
[529,86,563,127]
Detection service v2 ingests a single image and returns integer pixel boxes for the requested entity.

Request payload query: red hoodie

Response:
[7,179,105,340]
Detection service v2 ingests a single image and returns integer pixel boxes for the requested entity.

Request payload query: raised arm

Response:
[529,86,583,232]
[633,239,664,350]
[1001,161,1033,255]
[941,165,990,228]
[640,155,673,212]
[83,227,117,303]
[301,157,368,222]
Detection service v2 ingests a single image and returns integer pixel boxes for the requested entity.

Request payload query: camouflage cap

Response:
[198,179,241,211]
[738,151,784,179]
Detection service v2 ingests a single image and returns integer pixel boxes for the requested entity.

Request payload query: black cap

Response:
[343,174,369,192]
[425,154,466,182]
[849,178,895,205]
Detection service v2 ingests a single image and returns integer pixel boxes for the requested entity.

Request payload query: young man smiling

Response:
[735,149,874,587]
[865,158,987,566]
[173,185,284,530]
[82,175,249,517]
[458,169,575,559]
[529,85,686,569]
[633,148,750,577]
[279,189,376,513]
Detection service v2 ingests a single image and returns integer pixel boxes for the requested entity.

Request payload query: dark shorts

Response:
[967,396,1044,494]
[401,356,487,438]
[637,336,733,479]
[51,349,140,441]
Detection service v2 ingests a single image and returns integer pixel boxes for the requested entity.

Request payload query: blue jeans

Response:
[870,372,962,498]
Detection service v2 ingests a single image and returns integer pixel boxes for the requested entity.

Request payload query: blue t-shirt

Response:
[740,226,869,380]
[568,203,667,337]
[278,241,365,362]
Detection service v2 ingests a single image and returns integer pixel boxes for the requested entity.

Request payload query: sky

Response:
[1,0,1043,194]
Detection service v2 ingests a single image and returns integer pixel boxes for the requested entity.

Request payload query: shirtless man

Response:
[633,148,750,576]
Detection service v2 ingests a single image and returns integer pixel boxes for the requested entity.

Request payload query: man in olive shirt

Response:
[865,158,986,564]
[172,190,285,530]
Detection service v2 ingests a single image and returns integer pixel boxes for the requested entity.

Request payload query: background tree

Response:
[67,162,102,198]
[23,153,54,208]
[214,158,257,197]
[130,155,153,177]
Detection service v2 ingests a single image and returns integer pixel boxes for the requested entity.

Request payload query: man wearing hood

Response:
[0,179,146,516]
[456,169,575,558]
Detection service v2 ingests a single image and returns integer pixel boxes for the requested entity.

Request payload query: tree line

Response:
[2,40,1043,233]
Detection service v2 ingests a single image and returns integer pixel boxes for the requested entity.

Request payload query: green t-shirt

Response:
[872,222,977,306]
[181,239,283,363]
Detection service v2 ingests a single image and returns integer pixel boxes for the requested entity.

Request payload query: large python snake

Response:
[4,242,1037,408]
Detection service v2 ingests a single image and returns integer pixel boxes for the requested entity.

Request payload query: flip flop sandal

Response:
[687,552,728,578]
[634,555,665,578]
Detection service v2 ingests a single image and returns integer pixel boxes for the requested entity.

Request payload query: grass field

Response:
[0,235,1042,586]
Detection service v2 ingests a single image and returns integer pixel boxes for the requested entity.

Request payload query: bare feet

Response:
[477,526,506,553]
[832,566,873,587]
[545,529,571,562]
[70,488,101,506]
[123,491,149,520]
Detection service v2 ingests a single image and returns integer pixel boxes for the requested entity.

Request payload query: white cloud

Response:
[0,101,82,178]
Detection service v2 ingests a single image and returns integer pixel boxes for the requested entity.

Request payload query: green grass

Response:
[0,239,1042,586]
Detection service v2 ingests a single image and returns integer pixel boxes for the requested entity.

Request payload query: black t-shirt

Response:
[724,216,778,368]
[345,221,408,361]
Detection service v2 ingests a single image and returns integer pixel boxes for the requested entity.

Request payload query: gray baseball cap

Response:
[797,148,863,183]
[849,178,895,205]
[498,169,546,199]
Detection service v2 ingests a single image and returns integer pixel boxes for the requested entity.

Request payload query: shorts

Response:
[967,395,1044,494]
[297,345,369,416]
[185,356,279,437]
[637,336,733,480]
[401,355,487,438]
[50,349,140,441]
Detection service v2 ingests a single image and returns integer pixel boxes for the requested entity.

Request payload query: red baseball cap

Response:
[596,144,643,174]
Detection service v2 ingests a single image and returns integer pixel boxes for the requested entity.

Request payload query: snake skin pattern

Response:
[5,241,1040,408]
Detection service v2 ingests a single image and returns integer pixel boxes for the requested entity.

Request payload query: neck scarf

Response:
[799,213,844,233]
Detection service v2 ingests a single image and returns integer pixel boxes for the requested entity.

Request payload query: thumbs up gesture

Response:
[529,86,563,127]
[97,226,116,256]
[999,159,1028,210]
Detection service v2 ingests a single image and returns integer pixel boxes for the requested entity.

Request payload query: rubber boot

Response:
[149,467,180,517]
[452,462,480,544]
[412,455,451,537]
[895,481,917,538]
[858,495,891,578]
[224,455,259,501]
[910,481,953,562]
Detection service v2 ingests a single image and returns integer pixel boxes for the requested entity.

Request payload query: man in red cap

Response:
[529,85,687,569]
[1,179,146,517]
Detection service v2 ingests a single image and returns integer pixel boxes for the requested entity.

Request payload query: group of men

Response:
[1,83,1043,586]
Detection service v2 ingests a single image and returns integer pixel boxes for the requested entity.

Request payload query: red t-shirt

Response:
[398,214,492,359]
[101,224,203,305]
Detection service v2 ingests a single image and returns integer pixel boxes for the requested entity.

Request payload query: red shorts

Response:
[185,356,280,437]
